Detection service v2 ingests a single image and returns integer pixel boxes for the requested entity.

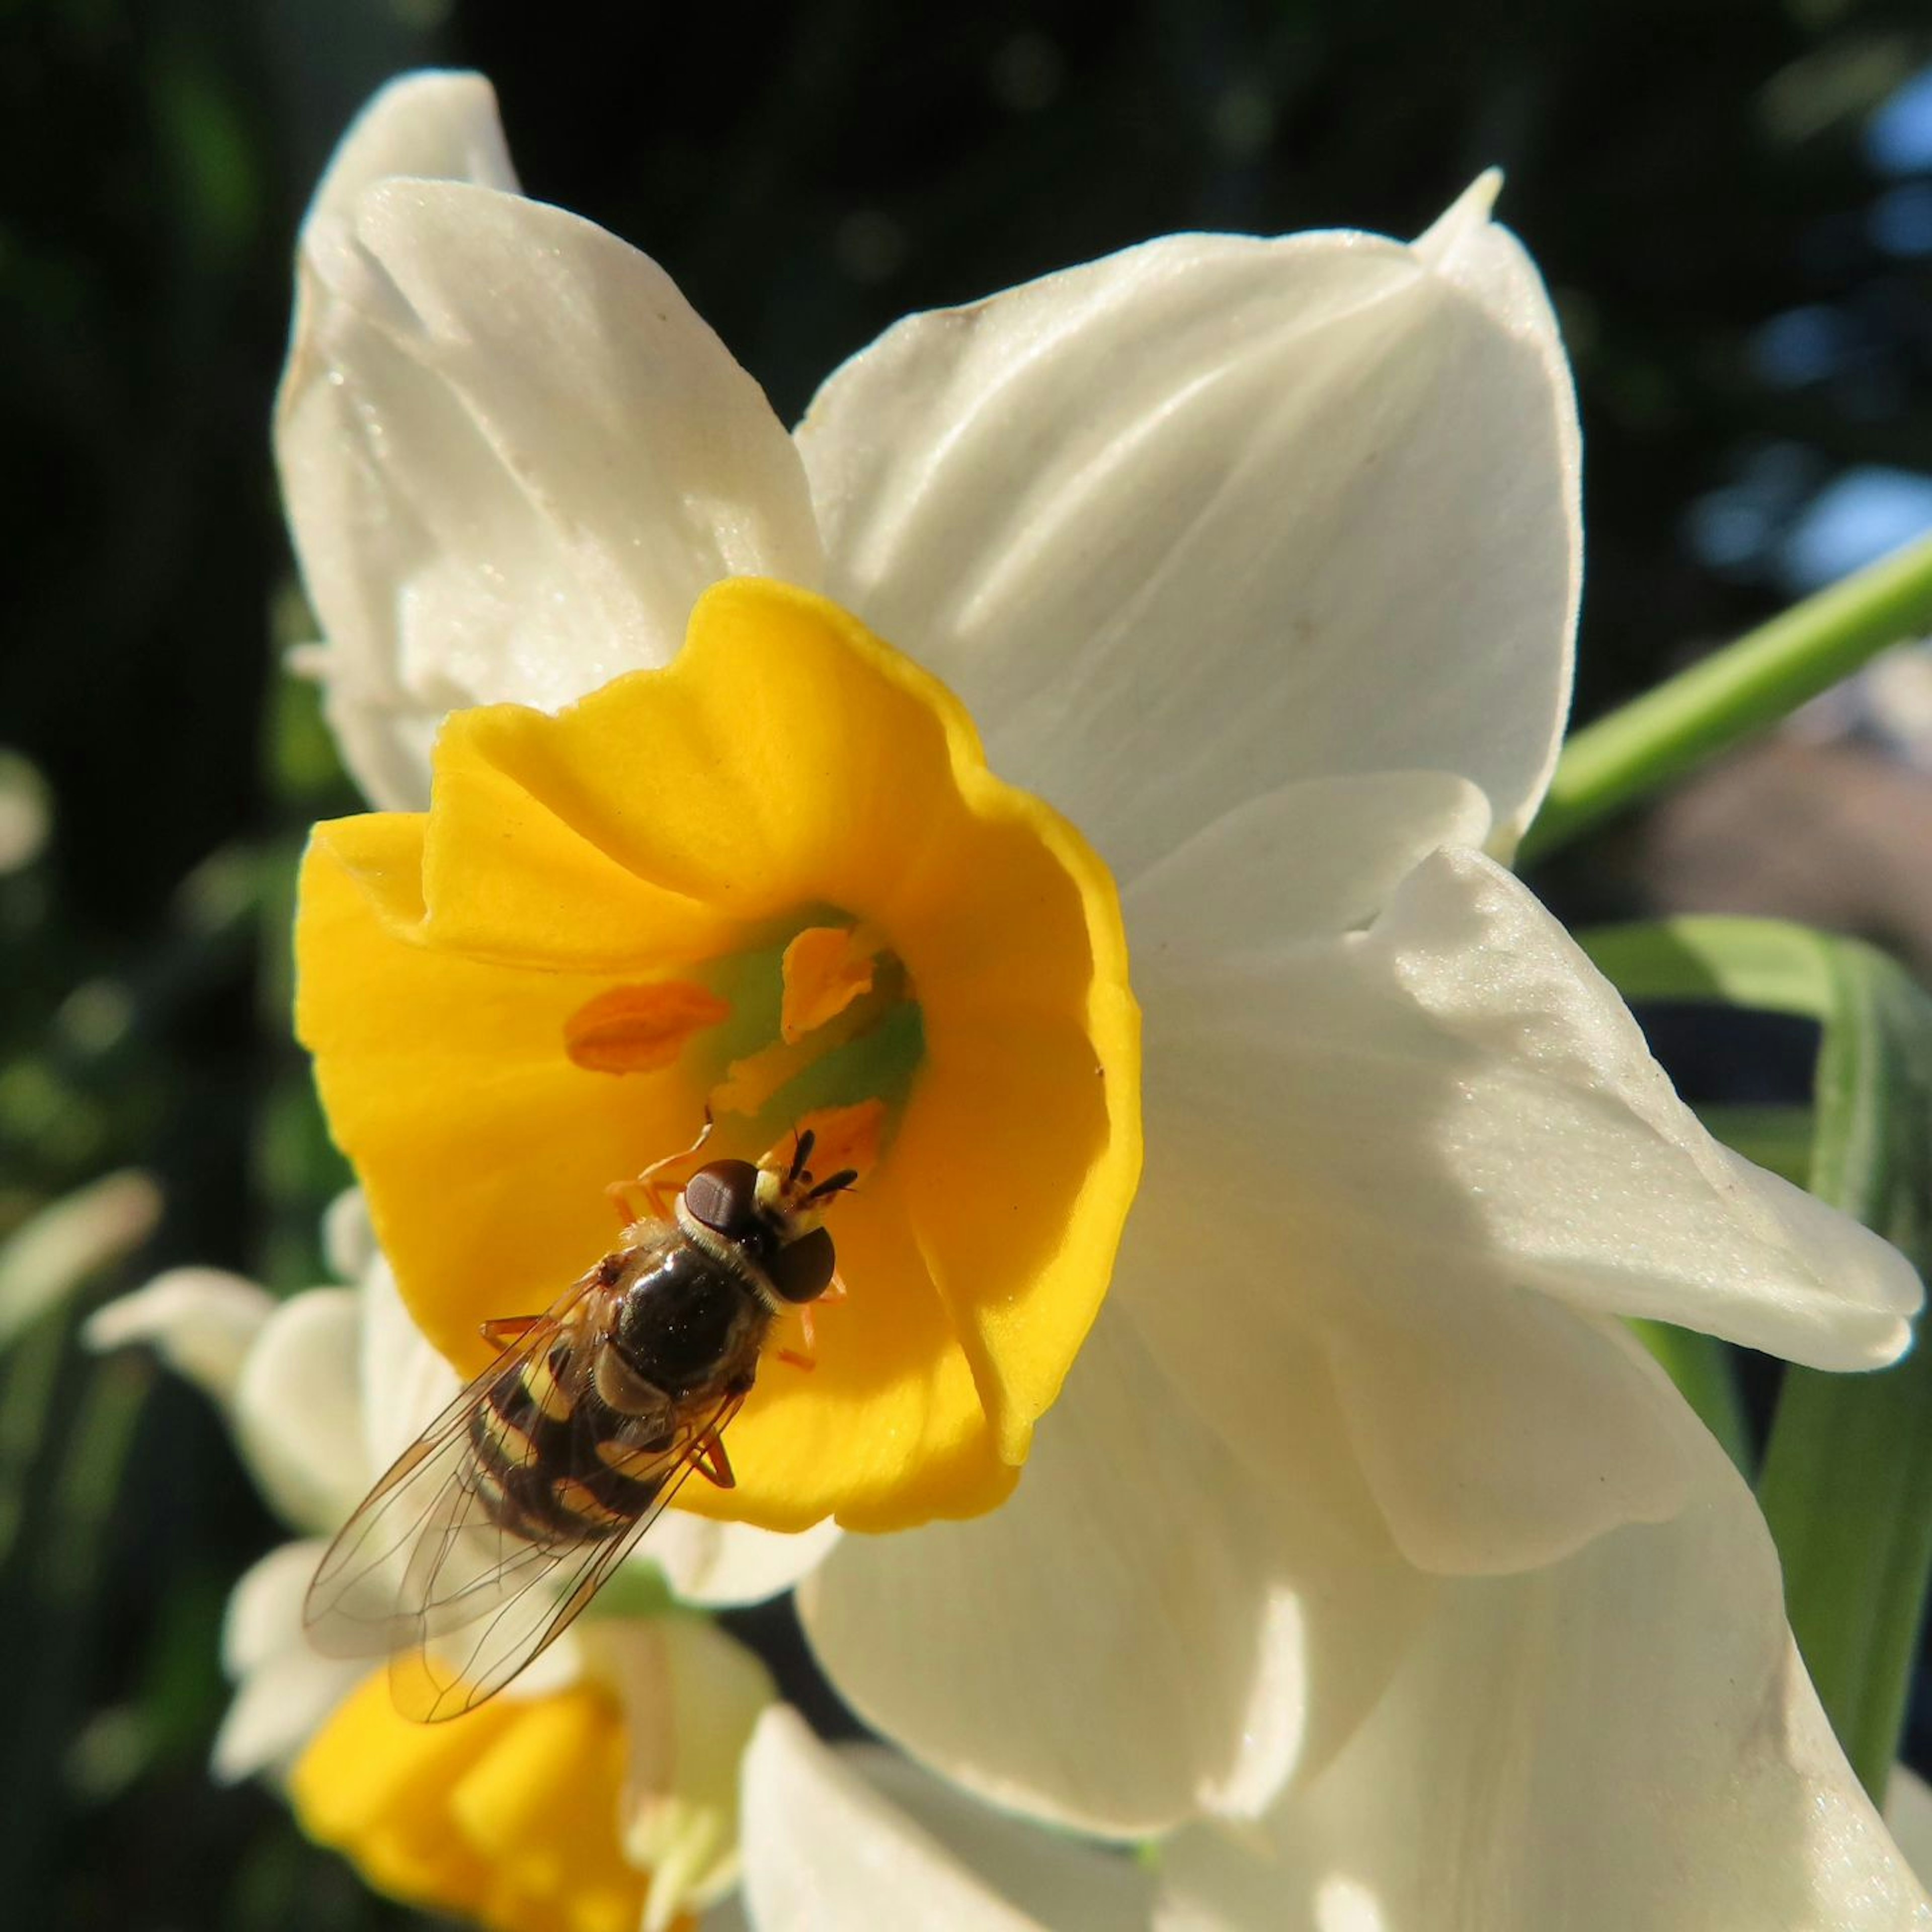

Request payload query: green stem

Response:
[1521,532,1932,864]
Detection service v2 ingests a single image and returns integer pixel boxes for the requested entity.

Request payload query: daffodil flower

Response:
[279,66,1925,1923]
[88,1195,786,1932]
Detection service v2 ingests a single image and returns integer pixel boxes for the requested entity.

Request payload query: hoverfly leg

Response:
[693,1432,737,1489]
[622,1112,720,1223]
[479,1314,544,1352]
[821,1269,849,1305]
[605,1178,652,1227]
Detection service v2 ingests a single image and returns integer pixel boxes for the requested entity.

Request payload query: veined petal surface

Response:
[797,191,1579,873]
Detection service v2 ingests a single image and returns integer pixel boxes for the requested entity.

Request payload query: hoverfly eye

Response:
[767,1226,836,1304]
[681,1160,761,1239]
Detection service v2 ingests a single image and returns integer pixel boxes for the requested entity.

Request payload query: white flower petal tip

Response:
[82,1266,272,1406]
[1414,168,1504,267]
[742,1710,1157,1932]
[1376,849,1922,1367]
[293,71,517,324]
[304,70,516,227]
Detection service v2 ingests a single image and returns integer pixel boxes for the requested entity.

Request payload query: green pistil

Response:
[754,999,925,1141]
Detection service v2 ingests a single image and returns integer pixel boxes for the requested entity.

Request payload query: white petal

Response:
[1123,769,1491,958]
[281,72,517,810]
[221,1537,330,1679]
[300,71,518,239]
[319,1186,377,1286]
[799,199,1579,873]
[1121,843,1916,1571]
[280,160,821,808]
[647,1513,842,1608]
[1159,1439,1931,1932]
[232,1288,367,1534]
[1318,1295,1700,1573]
[740,1709,1048,1932]
[1272,848,1918,1363]
[800,1309,1426,1836]
[83,1266,272,1407]
[212,1540,362,1784]
[840,1745,1157,1932]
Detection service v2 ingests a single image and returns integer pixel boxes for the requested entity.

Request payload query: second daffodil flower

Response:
[279,69,1929,1927]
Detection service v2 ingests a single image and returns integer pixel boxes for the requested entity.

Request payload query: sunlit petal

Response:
[801,1310,1428,1835]
[799,193,1578,873]
[280,124,821,808]
[1158,1435,1931,1931]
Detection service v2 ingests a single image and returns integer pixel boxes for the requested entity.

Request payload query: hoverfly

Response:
[303,1125,854,1721]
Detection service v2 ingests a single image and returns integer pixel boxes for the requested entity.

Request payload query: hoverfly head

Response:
[681,1149,852,1306]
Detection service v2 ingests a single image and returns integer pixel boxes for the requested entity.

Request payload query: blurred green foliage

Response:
[5,0,1932,1925]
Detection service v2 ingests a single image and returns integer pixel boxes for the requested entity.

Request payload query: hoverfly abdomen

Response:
[468,1341,670,1545]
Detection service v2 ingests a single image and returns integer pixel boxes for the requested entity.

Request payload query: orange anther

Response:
[780,925,880,1044]
[562,982,730,1075]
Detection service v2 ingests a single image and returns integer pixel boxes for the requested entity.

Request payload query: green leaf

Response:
[1583,916,1932,1804]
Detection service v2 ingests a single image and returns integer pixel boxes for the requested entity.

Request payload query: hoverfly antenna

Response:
[786,1129,817,1187]
[805,1167,858,1203]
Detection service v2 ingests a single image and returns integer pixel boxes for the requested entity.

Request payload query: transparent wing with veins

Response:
[303,1258,742,1723]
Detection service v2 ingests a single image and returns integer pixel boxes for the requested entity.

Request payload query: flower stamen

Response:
[563,983,732,1076]
[779,923,886,1043]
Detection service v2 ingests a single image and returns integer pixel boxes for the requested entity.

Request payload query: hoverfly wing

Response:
[303,1265,609,1663]
[388,1387,747,1723]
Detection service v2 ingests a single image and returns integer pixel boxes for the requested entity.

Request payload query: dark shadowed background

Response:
[7,2,1932,1925]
